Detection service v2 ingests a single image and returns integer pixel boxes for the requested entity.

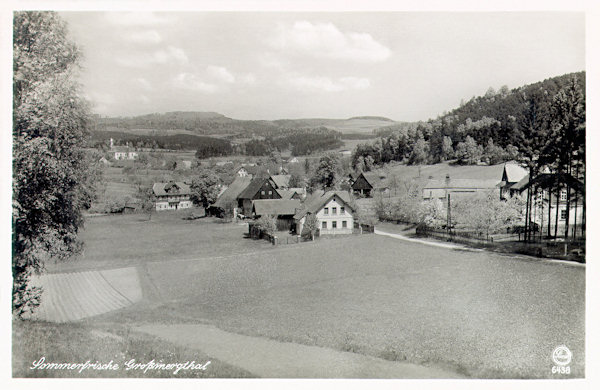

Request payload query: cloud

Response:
[206,66,235,83]
[116,46,188,68]
[104,12,169,26]
[269,21,391,63]
[126,30,163,45]
[287,75,371,92]
[173,73,218,93]
[134,78,153,91]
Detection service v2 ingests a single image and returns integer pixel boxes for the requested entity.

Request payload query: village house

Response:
[351,172,389,197]
[506,172,585,237]
[237,176,282,215]
[235,165,258,178]
[152,181,193,211]
[294,191,355,235]
[109,138,138,160]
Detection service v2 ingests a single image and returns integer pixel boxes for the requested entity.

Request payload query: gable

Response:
[351,174,373,190]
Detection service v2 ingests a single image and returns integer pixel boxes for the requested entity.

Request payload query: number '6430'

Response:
[552,366,570,374]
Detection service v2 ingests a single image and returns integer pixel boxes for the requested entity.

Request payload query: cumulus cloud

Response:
[269,21,391,63]
[173,73,218,93]
[116,46,188,68]
[206,65,235,83]
[104,12,169,26]
[287,75,371,92]
[126,30,163,45]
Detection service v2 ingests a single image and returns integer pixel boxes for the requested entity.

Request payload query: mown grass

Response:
[13,320,254,378]
[126,233,584,379]
[47,213,270,272]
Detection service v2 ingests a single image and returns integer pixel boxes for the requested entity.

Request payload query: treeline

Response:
[354,71,585,170]
[90,130,234,157]
[244,127,343,156]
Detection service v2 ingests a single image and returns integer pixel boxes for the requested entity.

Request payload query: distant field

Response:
[102,127,198,136]
[325,118,396,134]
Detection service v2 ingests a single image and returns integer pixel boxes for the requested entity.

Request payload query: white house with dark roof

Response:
[294,191,355,235]
[152,181,192,211]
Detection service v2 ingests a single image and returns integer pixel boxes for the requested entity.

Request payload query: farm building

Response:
[422,175,499,200]
[351,172,389,197]
[252,199,302,231]
[208,176,252,217]
[152,181,193,211]
[237,177,282,215]
[294,191,355,235]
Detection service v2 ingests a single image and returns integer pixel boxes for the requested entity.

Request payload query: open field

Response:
[25,213,585,378]
[47,213,270,272]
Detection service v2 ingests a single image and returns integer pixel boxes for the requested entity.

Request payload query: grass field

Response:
[13,321,254,378]
[22,213,585,378]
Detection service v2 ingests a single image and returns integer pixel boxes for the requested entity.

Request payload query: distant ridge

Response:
[348,116,395,122]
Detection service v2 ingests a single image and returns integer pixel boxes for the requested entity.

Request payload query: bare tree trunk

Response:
[564,158,572,240]
[554,184,560,240]
[525,185,531,243]
[547,187,552,239]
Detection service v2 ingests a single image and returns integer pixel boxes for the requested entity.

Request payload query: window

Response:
[332,207,337,215]
[341,207,345,214]
[560,190,567,201]
[342,221,347,228]
[322,221,327,229]
[332,221,337,229]
[324,207,329,215]
[268,190,272,195]
[560,209,567,220]
[261,190,265,195]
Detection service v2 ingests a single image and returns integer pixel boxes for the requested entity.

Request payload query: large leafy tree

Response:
[310,153,342,190]
[13,12,95,318]
[190,169,221,209]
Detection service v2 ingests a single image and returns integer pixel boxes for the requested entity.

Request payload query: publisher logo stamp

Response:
[551,345,571,374]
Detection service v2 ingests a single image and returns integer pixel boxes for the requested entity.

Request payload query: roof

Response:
[361,172,389,189]
[252,199,302,216]
[510,174,530,191]
[294,191,354,220]
[270,174,291,188]
[277,187,305,199]
[238,177,267,199]
[212,176,252,208]
[503,163,528,183]
[423,178,500,190]
[517,173,585,194]
[152,181,191,196]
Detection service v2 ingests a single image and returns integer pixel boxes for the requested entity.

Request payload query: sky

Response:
[60,11,585,122]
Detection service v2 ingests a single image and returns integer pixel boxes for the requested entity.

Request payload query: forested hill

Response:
[354,71,585,169]
[95,112,397,136]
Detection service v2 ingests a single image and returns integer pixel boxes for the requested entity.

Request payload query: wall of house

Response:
[315,197,354,235]
[155,197,192,211]
[531,203,584,236]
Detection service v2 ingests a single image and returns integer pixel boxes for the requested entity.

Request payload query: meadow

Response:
[29,213,586,378]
